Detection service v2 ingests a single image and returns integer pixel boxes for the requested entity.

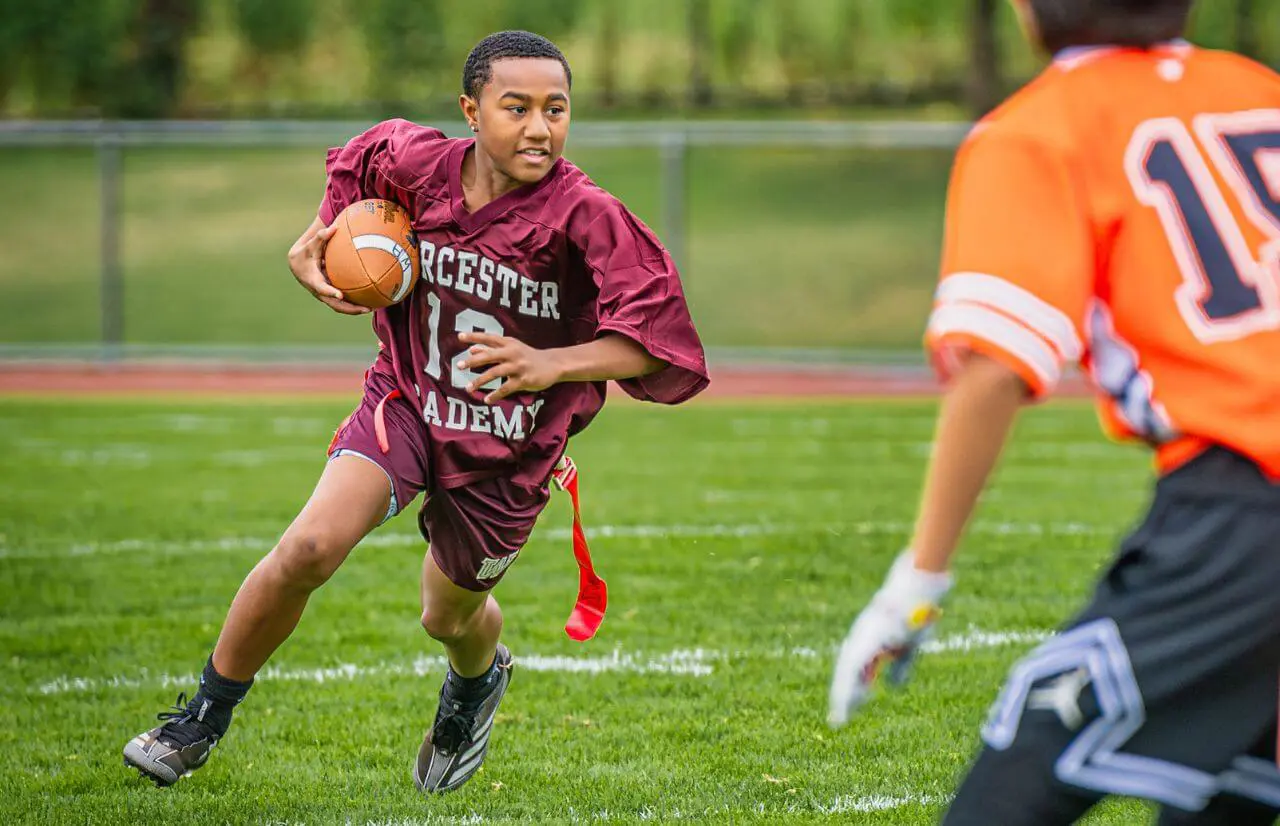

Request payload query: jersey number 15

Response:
[1126,111,1280,343]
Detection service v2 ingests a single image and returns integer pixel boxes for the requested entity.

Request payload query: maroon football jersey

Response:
[319,119,709,490]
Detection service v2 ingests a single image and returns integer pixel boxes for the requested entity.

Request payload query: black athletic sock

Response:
[189,656,253,737]
[446,654,499,698]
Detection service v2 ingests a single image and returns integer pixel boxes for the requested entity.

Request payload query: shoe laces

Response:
[430,681,490,753]
[155,692,217,748]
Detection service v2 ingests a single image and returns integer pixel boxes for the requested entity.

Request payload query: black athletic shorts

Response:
[944,447,1280,826]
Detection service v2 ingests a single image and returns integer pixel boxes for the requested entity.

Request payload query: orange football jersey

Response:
[927,43,1280,478]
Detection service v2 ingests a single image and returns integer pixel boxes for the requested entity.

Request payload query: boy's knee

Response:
[272,530,349,591]
[421,603,482,643]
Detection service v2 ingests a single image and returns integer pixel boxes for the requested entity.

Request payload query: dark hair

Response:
[462,30,572,100]
[1029,0,1193,55]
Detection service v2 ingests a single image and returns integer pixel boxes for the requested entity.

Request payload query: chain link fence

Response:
[0,120,969,365]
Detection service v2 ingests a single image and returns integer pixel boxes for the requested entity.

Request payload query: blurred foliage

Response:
[359,0,449,114]
[0,0,1275,118]
[231,0,312,57]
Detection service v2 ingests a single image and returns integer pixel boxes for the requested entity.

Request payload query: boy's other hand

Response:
[458,332,565,404]
[288,221,371,315]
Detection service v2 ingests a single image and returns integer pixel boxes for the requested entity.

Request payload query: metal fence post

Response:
[98,130,124,361]
[659,129,688,274]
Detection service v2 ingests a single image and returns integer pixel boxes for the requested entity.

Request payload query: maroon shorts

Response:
[327,371,550,591]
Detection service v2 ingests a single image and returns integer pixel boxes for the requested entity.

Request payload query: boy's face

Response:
[462,57,571,186]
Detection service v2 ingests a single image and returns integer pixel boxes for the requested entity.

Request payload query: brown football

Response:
[323,199,420,309]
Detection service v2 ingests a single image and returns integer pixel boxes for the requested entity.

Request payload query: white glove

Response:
[828,551,952,728]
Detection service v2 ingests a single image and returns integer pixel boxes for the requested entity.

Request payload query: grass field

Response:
[0,142,950,351]
[0,393,1163,823]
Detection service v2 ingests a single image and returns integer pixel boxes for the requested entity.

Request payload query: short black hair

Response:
[462,31,572,100]
[1029,0,1193,55]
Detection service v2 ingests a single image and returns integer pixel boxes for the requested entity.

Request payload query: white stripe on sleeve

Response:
[928,303,1062,392]
[937,272,1083,362]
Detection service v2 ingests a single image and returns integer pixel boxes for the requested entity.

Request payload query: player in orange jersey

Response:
[829,1,1280,823]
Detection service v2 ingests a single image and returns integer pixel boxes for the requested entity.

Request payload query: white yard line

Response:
[36,650,718,695]
[0,524,809,560]
[918,628,1048,653]
[826,793,949,813]
[0,519,1113,560]
[36,627,1049,696]
[362,792,952,823]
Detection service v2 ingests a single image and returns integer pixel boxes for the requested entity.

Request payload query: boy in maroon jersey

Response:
[124,30,708,793]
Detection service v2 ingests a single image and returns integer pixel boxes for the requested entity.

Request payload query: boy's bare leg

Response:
[213,455,392,679]
[413,553,512,794]
[420,553,502,677]
[123,455,391,786]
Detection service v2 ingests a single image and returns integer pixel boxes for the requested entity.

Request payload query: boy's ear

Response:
[459,94,479,129]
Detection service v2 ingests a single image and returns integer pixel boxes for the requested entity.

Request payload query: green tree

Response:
[497,0,582,38]
[712,0,761,91]
[1234,0,1260,60]
[596,1,620,109]
[360,0,449,111]
[689,0,713,108]
[772,0,819,104]
[229,0,313,100]
[0,0,135,115]
[231,0,312,57]
[115,0,201,116]
[967,0,1001,116]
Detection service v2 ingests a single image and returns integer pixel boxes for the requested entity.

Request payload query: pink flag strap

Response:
[373,388,403,454]
[552,455,607,641]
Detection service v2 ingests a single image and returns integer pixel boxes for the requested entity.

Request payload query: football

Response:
[323,199,420,309]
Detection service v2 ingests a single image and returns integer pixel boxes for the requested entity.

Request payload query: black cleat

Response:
[414,644,513,794]
[123,692,220,787]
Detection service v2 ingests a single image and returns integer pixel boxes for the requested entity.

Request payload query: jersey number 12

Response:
[423,294,505,390]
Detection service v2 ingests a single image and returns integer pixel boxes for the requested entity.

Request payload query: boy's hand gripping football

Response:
[287,221,370,315]
[828,552,952,728]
